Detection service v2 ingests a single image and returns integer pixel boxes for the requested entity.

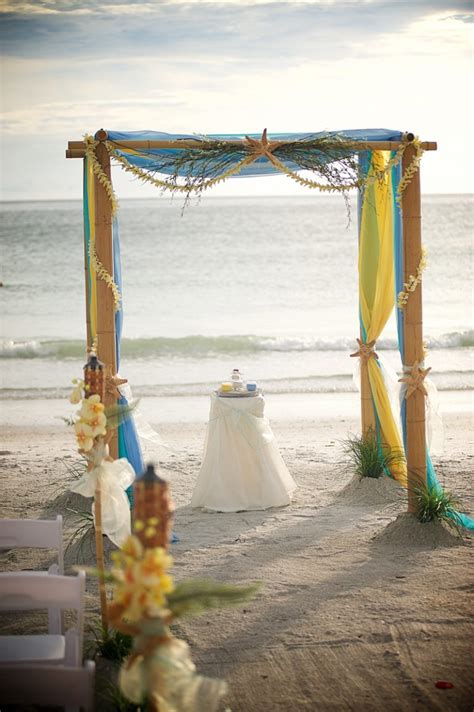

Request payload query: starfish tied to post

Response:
[398,361,432,399]
[105,365,128,399]
[350,338,379,363]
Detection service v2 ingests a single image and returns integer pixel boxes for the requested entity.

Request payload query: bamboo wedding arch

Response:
[66,128,438,515]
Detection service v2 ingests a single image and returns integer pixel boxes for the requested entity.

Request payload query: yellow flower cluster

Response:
[73,393,107,452]
[84,135,118,215]
[396,137,424,204]
[397,247,427,310]
[107,142,250,194]
[88,239,122,312]
[110,535,174,622]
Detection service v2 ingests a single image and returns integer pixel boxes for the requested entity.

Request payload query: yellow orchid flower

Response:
[69,387,82,404]
[87,411,107,438]
[79,394,105,421]
[121,535,143,560]
[74,421,94,452]
[69,379,84,404]
[110,537,175,621]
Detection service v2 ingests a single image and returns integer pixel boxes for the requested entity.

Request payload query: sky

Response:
[1,0,473,200]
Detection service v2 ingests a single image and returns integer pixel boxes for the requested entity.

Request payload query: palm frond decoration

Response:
[104,399,139,431]
[167,580,260,619]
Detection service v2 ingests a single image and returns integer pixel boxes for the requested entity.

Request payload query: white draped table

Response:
[191,392,296,512]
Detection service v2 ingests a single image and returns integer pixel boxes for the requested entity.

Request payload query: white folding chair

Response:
[0,515,64,574]
[0,660,95,712]
[0,570,86,666]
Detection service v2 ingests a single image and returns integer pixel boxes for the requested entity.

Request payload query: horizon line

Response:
[2,192,473,204]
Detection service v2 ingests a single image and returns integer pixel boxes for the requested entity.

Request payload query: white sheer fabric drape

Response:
[191,393,296,512]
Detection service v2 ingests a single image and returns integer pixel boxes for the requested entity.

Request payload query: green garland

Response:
[84,130,423,216]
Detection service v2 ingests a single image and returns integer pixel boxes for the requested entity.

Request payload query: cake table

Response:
[191,391,296,512]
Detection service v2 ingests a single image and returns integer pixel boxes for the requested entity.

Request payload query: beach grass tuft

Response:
[339,429,405,480]
[89,622,133,662]
[65,506,95,563]
[46,458,87,513]
[96,666,145,711]
[413,482,463,538]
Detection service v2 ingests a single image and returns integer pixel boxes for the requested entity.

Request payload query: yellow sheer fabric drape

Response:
[359,151,407,485]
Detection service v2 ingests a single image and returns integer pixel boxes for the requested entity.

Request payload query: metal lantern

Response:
[83,352,105,401]
[133,463,175,550]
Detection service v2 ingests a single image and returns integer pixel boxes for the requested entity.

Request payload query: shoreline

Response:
[0,389,472,428]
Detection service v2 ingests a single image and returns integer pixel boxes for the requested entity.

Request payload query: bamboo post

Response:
[93,129,118,460]
[83,354,108,631]
[360,352,376,437]
[83,180,91,352]
[402,142,426,512]
[94,485,108,632]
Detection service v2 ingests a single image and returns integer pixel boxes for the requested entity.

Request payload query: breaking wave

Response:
[1,330,473,360]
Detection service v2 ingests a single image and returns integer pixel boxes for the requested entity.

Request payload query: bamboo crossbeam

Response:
[66,139,438,158]
[66,149,86,158]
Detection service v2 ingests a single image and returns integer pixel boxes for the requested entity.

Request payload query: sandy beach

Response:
[1,393,473,711]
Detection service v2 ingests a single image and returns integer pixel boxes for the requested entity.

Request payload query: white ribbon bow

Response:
[71,457,135,547]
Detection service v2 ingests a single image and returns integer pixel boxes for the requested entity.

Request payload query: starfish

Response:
[105,365,128,399]
[350,338,379,362]
[398,361,431,399]
[244,128,279,160]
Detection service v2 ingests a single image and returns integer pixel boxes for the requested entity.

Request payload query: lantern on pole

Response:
[83,352,105,401]
[133,464,175,550]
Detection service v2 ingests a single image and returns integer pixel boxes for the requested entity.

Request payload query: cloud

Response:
[1,1,472,64]
[445,13,474,22]
[2,0,474,11]
[1,0,472,197]
[0,95,186,135]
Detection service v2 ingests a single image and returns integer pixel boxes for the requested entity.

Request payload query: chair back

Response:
[0,571,86,657]
[0,660,95,711]
[0,516,64,573]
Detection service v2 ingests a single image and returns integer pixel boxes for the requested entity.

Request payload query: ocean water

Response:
[1,195,473,412]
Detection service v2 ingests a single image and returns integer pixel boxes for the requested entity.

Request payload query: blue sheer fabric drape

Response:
[113,217,144,500]
[106,128,404,177]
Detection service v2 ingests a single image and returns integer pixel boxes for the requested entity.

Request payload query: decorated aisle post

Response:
[94,128,118,460]
[83,354,108,631]
[104,463,257,711]
[70,359,136,632]
[401,143,427,511]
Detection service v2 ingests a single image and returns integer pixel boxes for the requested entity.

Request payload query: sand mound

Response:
[373,512,462,548]
[336,474,404,505]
